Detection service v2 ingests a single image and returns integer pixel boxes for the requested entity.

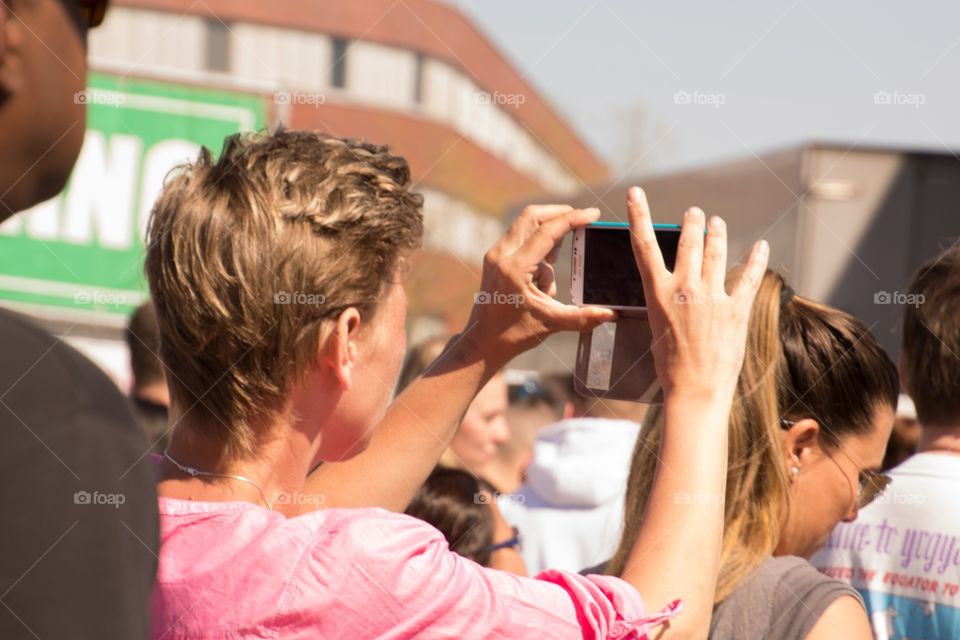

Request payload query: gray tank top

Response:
[709,555,864,639]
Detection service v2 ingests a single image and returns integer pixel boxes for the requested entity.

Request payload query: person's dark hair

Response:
[126,300,165,390]
[777,280,899,445]
[901,246,960,426]
[405,467,495,566]
[882,415,920,471]
[541,372,576,411]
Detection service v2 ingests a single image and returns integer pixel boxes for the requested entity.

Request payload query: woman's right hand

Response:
[461,204,618,367]
[627,186,768,401]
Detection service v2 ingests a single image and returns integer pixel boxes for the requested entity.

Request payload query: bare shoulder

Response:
[804,595,872,640]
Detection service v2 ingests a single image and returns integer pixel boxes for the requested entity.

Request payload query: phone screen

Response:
[582,226,680,307]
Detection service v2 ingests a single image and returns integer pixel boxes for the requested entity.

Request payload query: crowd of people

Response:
[2,1,959,639]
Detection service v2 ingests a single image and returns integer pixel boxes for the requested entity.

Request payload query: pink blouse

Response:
[152,497,680,639]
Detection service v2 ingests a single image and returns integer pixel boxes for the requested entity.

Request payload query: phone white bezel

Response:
[571,227,586,306]
[570,226,648,314]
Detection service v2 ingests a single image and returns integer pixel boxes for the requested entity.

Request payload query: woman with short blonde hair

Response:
[147,130,770,639]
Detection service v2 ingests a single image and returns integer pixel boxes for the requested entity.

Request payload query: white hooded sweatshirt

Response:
[498,417,641,576]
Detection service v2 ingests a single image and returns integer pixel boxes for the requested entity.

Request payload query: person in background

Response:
[126,299,170,453]
[397,335,510,478]
[0,1,158,638]
[394,333,448,396]
[608,269,898,640]
[499,389,645,575]
[484,374,570,494]
[881,393,920,471]
[812,246,960,640]
[405,466,526,575]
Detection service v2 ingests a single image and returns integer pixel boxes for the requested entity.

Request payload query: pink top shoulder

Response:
[152,497,680,639]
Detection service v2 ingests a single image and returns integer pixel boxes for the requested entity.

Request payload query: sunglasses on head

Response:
[781,418,892,509]
[483,527,522,554]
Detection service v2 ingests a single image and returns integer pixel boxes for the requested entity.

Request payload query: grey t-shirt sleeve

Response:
[710,556,864,640]
[767,558,865,639]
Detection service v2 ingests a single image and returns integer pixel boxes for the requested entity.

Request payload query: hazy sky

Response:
[453,0,960,180]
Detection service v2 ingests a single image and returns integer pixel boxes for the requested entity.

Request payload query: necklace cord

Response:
[163,449,274,512]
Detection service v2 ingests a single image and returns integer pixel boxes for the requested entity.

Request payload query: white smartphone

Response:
[571,222,682,313]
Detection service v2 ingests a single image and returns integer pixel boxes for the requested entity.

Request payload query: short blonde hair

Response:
[145,129,423,460]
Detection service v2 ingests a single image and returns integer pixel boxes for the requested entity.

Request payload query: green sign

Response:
[0,72,266,321]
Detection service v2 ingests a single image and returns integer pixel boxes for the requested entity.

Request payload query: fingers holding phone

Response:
[625,186,769,400]
[464,205,618,366]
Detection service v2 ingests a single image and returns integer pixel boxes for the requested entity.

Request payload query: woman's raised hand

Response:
[626,186,768,400]
[464,204,617,364]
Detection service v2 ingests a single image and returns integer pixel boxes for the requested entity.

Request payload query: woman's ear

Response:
[783,418,822,469]
[321,308,363,392]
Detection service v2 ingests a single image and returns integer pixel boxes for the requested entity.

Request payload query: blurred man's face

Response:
[0,0,97,217]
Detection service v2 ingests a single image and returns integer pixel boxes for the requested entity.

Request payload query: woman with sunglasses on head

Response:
[605,269,898,640]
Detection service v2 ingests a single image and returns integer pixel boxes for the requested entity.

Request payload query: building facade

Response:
[0,0,607,386]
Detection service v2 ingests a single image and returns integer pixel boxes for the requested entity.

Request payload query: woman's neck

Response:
[158,415,319,517]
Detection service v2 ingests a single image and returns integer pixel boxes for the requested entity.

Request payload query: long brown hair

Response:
[607,269,898,602]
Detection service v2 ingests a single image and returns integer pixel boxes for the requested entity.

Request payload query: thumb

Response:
[550,303,618,333]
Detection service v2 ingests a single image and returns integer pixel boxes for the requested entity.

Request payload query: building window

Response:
[331,37,349,88]
[206,19,231,72]
[413,52,425,104]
